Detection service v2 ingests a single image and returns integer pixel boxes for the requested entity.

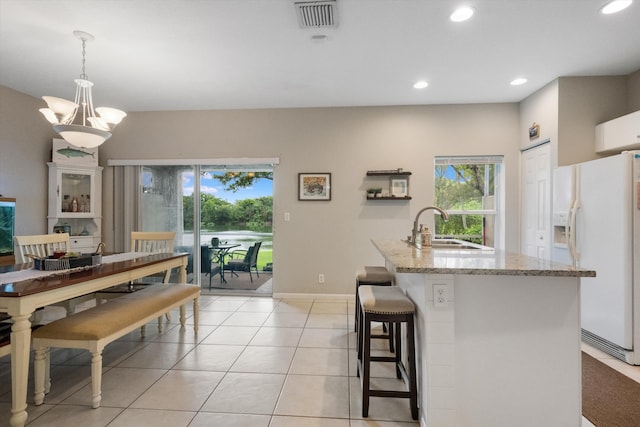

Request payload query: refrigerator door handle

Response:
[566,202,575,267]
[568,200,580,267]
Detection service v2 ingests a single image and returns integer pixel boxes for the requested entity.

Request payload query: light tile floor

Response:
[0,294,635,427]
[0,295,418,427]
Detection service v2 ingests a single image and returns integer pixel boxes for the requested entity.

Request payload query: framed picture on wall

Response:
[391,178,408,197]
[298,173,331,201]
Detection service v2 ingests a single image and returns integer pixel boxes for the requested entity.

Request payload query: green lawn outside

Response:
[257,248,272,270]
[225,248,272,271]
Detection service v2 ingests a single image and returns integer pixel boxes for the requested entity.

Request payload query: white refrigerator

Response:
[552,150,640,364]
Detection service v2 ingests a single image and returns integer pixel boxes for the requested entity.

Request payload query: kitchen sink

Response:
[431,239,483,250]
[404,238,489,250]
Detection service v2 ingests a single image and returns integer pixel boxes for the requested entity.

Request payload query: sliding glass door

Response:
[138,163,273,290]
[196,166,273,291]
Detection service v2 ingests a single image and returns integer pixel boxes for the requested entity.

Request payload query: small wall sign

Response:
[52,138,98,165]
[529,122,540,139]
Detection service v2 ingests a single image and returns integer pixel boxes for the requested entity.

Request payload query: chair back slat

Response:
[242,245,255,262]
[249,242,262,266]
[14,233,71,263]
[130,231,176,282]
[130,232,175,253]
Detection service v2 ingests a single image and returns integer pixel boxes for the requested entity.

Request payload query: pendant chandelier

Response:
[40,31,126,149]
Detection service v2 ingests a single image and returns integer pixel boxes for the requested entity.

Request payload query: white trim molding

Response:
[108,157,280,167]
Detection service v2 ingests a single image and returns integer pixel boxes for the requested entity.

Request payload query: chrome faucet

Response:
[411,206,449,244]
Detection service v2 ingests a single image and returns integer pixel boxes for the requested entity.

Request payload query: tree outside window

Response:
[434,157,502,246]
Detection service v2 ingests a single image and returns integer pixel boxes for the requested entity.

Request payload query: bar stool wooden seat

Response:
[356,285,418,420]
[355,266,394,350]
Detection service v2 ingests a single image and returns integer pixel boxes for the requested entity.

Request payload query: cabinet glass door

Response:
[60,172,92,214]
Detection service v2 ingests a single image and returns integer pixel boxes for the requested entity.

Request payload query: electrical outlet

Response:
[284,212,290,221]
[318,274,325,284]
[433,284,448,307]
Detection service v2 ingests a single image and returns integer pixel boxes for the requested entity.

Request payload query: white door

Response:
[521,143,551,259]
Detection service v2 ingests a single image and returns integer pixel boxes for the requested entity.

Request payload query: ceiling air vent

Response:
[295,0,337,28]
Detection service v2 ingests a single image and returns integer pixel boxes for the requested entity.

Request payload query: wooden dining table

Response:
[0,252,188,427]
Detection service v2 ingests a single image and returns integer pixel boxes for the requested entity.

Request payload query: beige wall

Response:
[519,73,638,168]
[4,71,637,294]
[101,104,521,295]
[628,69,640,112]
[557,76,628,165]
[519,79,559,163]
[0,86,54,235]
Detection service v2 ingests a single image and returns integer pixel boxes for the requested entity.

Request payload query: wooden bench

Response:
[32,283,200,409]
[0,341,9,358]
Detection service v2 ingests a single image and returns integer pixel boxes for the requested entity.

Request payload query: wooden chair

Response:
[14,233,93,316]
[129,231,177,321]
[0,313,11,358]
[225,242,261,283]
[130,231,176,282]
[0,341,10,358]
[14,233,70,263]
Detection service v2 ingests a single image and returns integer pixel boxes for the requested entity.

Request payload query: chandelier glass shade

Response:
[40,31,126,149]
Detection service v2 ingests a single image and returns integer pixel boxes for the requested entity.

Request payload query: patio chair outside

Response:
[204,245,224,289]
[225,242,261,283]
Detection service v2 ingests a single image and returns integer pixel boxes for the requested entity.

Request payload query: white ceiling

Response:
[1,0,639,113]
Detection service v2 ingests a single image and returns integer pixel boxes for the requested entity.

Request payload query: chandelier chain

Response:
[80,38,87,80]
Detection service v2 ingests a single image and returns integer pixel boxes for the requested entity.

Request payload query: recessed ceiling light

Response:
[450,6,475,22]
[600,0,633,14]
[510,78,527,86]
[413,80,429,89]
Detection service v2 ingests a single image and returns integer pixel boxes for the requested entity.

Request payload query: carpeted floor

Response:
[582,352,640,426]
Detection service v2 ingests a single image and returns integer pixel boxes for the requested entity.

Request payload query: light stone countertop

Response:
[372,239,596,277]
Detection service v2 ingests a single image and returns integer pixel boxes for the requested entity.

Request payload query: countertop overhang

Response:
[372,239,596,277]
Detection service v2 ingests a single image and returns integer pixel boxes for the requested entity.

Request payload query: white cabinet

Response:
[595,110,640,154]
[47,162,103,254]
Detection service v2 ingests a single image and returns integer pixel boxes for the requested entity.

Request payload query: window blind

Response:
[434,155,503,166]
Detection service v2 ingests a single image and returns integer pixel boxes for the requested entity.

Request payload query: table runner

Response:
[0,252,154,285]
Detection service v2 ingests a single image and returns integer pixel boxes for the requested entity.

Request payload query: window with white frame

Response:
[434,156,504,247]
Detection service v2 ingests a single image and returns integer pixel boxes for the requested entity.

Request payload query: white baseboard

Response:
[273,292,355,301]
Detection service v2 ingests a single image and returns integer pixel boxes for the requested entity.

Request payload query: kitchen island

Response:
[372,239,595,427]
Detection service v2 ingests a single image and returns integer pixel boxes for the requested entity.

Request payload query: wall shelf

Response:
[366,171,412,176]
[365,169,411,200]
[366,196,412,200]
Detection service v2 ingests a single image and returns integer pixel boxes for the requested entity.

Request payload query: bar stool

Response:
[356,285,418,420]
[355,266,394,351]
